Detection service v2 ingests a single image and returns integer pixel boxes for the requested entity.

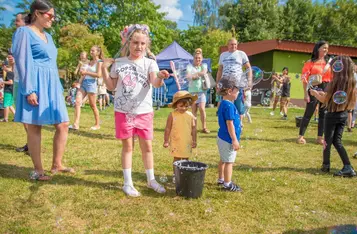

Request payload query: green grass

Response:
[1,105,357,233]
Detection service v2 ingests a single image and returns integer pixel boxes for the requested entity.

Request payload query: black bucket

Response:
[173,160,208,199]
[295,116,303,128]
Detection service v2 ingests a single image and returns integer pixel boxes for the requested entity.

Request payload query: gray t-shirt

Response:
[219,50,249,88]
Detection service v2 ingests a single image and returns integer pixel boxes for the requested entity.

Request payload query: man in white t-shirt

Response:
[216,38,252,120]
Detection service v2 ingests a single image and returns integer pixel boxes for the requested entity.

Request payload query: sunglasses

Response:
[40,12,56,20]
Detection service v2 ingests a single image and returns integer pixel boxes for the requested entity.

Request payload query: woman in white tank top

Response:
[69,45,103,130]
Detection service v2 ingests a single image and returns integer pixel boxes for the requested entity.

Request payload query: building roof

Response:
[220,39,357,57]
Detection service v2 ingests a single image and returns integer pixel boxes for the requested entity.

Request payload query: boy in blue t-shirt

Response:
[217,78,242,192]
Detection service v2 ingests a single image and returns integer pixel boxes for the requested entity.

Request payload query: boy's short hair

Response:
[218,78,238,96]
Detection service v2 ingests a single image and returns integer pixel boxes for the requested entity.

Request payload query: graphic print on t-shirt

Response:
[220,51,249,88]
[113,60,150,113]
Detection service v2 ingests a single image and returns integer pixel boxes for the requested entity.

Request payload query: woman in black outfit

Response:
[297,41,332,145]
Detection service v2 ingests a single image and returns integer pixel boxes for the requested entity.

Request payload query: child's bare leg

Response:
[73,90,85,128]
[218,160,224,182]
[223,162,233,183]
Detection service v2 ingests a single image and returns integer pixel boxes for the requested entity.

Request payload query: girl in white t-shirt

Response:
[102,24,169,197]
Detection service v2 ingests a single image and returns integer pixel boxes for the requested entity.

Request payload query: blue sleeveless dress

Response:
[12,26,69,125]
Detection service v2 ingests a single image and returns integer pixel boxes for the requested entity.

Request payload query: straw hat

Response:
[168,91,198,108]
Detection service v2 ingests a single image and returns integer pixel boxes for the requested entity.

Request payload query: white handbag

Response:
[202,73,216,90]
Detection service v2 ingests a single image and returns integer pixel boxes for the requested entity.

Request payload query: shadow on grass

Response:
[41,125,115,140]
[0,143,19,151]
[202,162,328,176]
[271,125,299,130]
[0,163,175,198]
[283,224,357,234]
[239,136,357,146]
[84,169,178,197]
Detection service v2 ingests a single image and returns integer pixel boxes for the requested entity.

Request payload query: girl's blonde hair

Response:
[120,24,151,57]
[92,45,104,60]
[124,29,151,57]
[194,48,203,56]
[324,56,356,112]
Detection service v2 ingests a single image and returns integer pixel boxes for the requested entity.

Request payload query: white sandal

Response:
[90,126,100,130]
[147,180,166,194]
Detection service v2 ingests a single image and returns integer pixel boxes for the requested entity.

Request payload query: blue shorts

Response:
[81,79,97,94]
[234,95,245,115]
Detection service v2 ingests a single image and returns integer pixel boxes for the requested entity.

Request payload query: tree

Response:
[0,26,15,61]
[192,0,233,29]
[177,26,231,75]
[278,0,317,42]
[16,0,178,56]
[57,23,108,80]
[219,0,281,42]
[313,0,357,46]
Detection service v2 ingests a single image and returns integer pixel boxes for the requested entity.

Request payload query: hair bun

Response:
[195,48,202,55]
[24,13,32,24]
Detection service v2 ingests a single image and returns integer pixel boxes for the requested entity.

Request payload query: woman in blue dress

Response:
[12,0,74,180]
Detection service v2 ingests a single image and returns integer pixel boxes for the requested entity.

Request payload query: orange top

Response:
[302,60,332,83]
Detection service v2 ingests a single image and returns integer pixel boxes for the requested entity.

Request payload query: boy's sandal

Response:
[51,167,75,175]
[201,128,210,134]
[29,171,52,181]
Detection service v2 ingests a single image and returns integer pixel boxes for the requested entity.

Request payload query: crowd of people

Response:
[1,0,356,196]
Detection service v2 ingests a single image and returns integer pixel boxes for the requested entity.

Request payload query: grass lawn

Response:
[1,105,357,233]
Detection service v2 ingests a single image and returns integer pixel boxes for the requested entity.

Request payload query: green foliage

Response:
[0,26,15,61]
[313,0,357,46]
[201,29,232,72]
[177,26,231,76]
[278,0,317,42]
[220,0,280,42]
[57,24,108,77]
[192,0,233,29]
[16,0,178,56]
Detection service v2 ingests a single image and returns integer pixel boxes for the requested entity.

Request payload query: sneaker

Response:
[281,116,287,120]
[122,184,141,197]
[280,112,284,116]
[16,144,28,152]
[270,111,274,116]
[147,179,166,193]
[223,182,242,192]
[217,179,224,186]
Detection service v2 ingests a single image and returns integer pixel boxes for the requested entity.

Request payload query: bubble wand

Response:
[170,61,181,90]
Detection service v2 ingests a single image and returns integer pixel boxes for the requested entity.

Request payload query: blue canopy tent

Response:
[154,41,212,105]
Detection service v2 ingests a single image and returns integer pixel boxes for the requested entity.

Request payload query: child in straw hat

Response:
[164,91,198,182]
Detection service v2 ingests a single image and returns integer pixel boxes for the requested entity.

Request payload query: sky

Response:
[0,0,195,30]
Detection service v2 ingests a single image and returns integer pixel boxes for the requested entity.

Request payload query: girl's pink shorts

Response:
[115,112,154,140]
